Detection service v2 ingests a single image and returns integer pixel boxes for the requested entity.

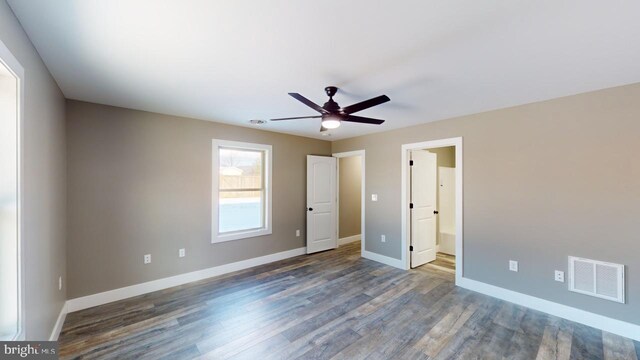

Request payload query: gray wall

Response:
[66,100,331,298]
[339,156,361,238]
[332,83,640,325]
[0,2,66,340]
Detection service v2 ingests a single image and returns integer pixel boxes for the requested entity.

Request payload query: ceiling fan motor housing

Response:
[323,100,341,113]
[323,86,341,113]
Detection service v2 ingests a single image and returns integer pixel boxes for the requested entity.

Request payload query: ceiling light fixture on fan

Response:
[321,114,341,129]
[270,86,390,133]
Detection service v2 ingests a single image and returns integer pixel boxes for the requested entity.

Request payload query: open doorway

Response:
[414,147,456,272]
[401,138,462,283]
[334,150,365,256]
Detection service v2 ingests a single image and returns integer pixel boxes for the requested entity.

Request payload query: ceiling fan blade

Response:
[270,115,322,121]
[343,115,385,125]
[342,95,390,114]
[288,93,328,114]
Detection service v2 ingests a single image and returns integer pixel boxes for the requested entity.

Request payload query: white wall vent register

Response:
[568,256,625,303]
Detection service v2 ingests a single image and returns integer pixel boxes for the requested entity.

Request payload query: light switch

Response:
[371,194,378,201]
[509,260,518,272]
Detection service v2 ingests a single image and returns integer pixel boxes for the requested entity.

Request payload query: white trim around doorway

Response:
[401,137,463,285]
[333,150,365,257]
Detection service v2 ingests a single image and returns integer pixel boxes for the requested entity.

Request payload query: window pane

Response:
[0,71,18,340]
[219,148,262,190]
[219,191,263,233]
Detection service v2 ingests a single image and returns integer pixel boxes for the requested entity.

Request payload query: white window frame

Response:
[212,139,272,243]
[0,38,25,341]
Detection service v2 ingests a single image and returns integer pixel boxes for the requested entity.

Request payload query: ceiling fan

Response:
[270,86,390,132]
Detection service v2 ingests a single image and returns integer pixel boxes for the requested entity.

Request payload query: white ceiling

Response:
[8,1,640,140]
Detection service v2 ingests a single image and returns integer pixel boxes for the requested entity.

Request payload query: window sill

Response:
[212,228,272,243]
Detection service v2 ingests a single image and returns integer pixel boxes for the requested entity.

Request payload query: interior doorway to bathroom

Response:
[401,138,462,282]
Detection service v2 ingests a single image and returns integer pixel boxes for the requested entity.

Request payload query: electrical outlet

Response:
[381,234,386,242]
[371,194,378,201]
[509,260,518,272]
[179,248,186,258]
[58,276,62,291]
[554,270,565,282]
[296,229,300,237]
[144,254,151,264]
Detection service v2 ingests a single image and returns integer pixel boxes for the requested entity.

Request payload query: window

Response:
[0,45,22,341]
[212,140,272,243]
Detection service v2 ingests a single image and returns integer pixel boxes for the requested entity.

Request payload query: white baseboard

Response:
[338,234,361,246]
[49,302,67,341]
[362,250,404,270]
[457,277,640,341]
[67,247,307,313]
[63,245,639,341]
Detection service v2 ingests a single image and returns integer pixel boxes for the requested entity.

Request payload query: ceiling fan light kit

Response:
[270,86,390,133]
[321,115,341,129]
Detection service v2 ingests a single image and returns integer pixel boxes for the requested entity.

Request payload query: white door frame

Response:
[0,38,25,340]
[333,150,365,256]
[401,137,463,285]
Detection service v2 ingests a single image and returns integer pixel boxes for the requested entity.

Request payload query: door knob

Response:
[308,207,313,211]
[434,210,439,214]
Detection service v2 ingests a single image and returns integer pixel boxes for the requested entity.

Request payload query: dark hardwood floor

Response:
[59,241,639,359]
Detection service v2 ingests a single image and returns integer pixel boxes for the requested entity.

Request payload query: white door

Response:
[307,155,337,254]
[410,150,437,268]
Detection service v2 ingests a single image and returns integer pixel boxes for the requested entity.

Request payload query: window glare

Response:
[219,191,263,233]
[0,69,19,340]
[218,147,265,234]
